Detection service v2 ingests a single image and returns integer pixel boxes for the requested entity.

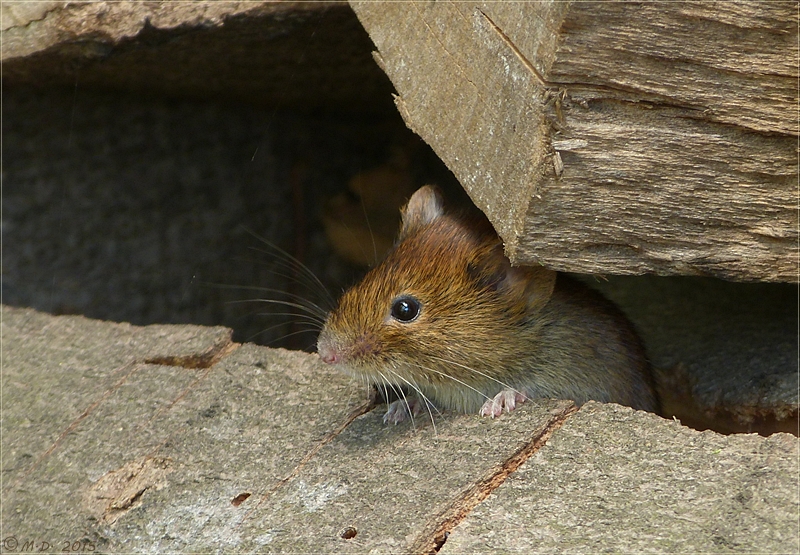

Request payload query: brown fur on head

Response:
[316,185,559,413]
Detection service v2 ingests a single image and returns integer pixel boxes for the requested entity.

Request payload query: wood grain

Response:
[351,1,798,282]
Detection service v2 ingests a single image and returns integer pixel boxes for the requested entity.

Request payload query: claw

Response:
[479,389,527,418]
[383,398,423,424]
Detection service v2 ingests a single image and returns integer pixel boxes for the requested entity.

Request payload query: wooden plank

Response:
[351,1,798,282]
[1,1,394,114]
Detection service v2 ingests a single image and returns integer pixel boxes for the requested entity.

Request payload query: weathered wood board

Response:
[1,1,394,114]
[350,1,799,282]
[3,306,798,552]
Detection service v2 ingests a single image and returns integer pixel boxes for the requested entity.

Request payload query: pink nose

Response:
[318,346,339,365]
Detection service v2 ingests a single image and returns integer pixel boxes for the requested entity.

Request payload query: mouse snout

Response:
[317,329,383,367]
[317,341,339,365]
[317,332,341,365]
[318,346,339,365]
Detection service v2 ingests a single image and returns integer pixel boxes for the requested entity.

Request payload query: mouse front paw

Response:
[384,398,420,424]
[479,389,528,418]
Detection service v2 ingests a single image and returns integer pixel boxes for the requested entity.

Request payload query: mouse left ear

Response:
[398,185,444,240]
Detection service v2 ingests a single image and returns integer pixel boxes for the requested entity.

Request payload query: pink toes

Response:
[383,398,424,424]
[479,389,528,418]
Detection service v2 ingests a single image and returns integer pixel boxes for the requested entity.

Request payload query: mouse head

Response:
[317,186,556,386]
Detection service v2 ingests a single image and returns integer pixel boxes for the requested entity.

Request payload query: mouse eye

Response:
[390,296,421,323]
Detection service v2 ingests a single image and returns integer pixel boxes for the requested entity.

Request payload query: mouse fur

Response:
[317,185,659,421]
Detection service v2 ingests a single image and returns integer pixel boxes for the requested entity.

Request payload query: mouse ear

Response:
[491,253,557,313]
[469,243,557,312]
[398,185,444,240]
[513,265,557,313]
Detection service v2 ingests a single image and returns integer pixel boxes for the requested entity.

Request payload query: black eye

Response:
[391,296,421,322]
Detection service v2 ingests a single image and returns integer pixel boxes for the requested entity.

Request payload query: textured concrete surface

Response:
[2,305,798,553]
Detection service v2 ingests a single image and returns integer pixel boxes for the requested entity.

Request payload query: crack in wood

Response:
[408,403,580,555]
[3,361,144,495]
[238,388,380,527]
[477,8,549,88]
[144,336,239,369]
[409,0,485,104]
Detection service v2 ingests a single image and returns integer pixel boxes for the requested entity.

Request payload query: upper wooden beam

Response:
[351,1,798,282]
[2,1,394,114]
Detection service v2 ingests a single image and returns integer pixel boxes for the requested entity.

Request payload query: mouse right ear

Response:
[485,248,557,313]
[517,265,557,313]
[398,185,444,240]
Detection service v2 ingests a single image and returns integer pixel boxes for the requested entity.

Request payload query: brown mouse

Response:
[317,185,658,423]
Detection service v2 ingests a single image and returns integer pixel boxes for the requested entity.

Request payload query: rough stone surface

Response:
[440,402,800,554]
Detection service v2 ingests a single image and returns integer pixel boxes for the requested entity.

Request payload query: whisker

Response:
[426,354,523,397]
[376,369,418,430]
[249,327,321,347]
[379,381,394,406]
[301,339,320,352]
[382,369,439,435]
[239,255,333,308]
[221,302,324,347]
[249,305,326,325]
[245,320,321,343]
[218,285,328,320]
[227,298,327,322]
[413,364,490,399]
[241,285,328,308]
[259,318,325,333]
[242,228,335,306]
[209,285,328,323]
[406,360,496,405]
[245,311,323,325]
[375,373,402,407]
[374,370,403,405]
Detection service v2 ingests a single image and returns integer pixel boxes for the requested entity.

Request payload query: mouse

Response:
[317,185,659,423]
